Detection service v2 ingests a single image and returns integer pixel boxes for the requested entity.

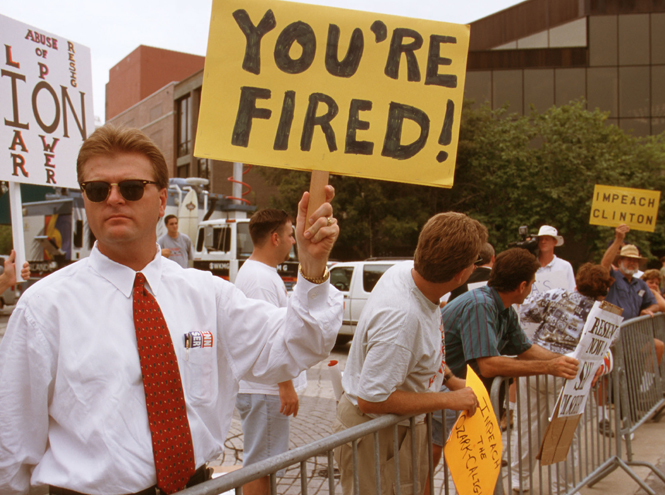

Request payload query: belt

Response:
[49,464,212,495]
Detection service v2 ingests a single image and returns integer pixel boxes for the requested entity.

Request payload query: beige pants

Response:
[332,394,428,495]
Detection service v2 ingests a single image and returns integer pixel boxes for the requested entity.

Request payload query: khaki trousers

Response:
[332,394,428,495]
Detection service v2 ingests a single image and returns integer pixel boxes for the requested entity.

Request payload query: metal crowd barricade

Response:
[652,313,665,388]
[491,314,665,495]
[175,409,456,495]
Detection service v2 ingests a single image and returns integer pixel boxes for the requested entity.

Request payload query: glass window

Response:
[589,15,618,67]
[524,69,554,113]
[236,223,253,260]
[197,158,209,180]
[652,13,665,64]
[620,118,650,137]
[618,14,649,66]
[177,164,189,178]
[619,66,649,118]
[555,68,586,106]
[652,66,665,117]
[465,71,492,108]
[212,227,231,252]
[493,70,524,115]
[363,264,391,292]
[177,95,191,157]
[587,67,618,117]
[330,267,354,292]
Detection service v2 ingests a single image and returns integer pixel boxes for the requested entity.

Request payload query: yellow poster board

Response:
[589,185,660,232]
[195,0,470,188]
[444,366,502,495]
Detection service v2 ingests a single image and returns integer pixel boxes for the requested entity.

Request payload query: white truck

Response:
[192,218,299,289]
[328,259,401,345]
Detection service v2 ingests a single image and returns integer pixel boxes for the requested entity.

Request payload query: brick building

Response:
[105,45,279,208]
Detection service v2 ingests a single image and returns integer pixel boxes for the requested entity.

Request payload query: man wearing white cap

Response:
[601,224,658,320]
[535,225,575,291]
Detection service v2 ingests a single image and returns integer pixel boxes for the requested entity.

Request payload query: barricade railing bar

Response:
[491,313,665,495]
[175,409,455,495]
[175,315,665,495]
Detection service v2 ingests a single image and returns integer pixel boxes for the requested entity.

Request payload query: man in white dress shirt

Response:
[0,125,342,495]
[234,208,305,495]
[534,225,575,291]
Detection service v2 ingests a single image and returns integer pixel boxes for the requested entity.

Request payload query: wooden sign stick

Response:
[306,170,330,222]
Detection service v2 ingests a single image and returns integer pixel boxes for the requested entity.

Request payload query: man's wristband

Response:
[298,264,330,284]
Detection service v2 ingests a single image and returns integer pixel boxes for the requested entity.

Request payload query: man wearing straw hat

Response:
[601,224,658,320]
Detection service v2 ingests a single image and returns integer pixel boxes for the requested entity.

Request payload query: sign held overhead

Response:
[196,0,470,188]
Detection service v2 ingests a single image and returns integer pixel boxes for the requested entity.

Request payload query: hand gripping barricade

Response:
[491,313,665,495]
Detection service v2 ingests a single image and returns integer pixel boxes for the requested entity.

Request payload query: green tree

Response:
[258,101,665,265]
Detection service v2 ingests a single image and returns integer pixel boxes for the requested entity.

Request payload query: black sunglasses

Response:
[474,255,484,266]
[80,180,158,202]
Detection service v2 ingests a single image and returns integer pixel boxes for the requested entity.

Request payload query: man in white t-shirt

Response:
[535,225,575,290]
[332,212,487,495]
[234,208,304,495]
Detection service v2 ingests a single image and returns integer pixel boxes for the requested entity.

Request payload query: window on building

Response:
[177,95,191,157]
[177,164,189,178]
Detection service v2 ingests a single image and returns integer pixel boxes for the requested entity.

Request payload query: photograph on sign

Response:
[1,14,94,189]
[196,0,470,188]
[589,184,661,233]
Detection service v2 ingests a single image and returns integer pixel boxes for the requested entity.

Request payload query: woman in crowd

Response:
[641,269,665,313]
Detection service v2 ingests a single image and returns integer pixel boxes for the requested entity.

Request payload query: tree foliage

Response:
[258,101,665,266]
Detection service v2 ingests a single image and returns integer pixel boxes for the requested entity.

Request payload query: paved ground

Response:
[2,306,664,495]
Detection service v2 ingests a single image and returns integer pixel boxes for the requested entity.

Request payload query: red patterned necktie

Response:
[133,272,196,494]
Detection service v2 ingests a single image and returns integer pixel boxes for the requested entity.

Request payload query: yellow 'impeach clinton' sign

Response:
[195,0,470,188]
[589,185,660,233]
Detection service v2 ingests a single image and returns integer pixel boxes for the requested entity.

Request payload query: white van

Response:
[329,259,408,345]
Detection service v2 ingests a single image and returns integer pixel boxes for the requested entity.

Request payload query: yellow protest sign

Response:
[195,0,470,188]
[444,366,502,495]
[589,185,660,232]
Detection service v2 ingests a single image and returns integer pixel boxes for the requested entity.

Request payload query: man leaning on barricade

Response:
[0,125,343,495]
[510,263,616,494]
[332,212,487,495]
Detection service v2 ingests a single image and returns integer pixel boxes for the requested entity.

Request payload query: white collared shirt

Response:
[538,254,576,291]
[0,244,342,495]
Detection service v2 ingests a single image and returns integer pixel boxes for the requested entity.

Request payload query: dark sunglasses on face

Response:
[80,180,158,202]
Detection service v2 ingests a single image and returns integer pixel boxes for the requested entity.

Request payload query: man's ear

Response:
[452,268,467,284]
[271,231,280,246]
[518,280,528,294]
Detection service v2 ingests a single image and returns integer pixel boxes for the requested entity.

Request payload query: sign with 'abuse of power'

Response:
[1,14,94,189]
[196,0,470,188]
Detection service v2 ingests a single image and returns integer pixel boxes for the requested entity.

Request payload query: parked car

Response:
[0,255,21,309]
[329,259,410,345]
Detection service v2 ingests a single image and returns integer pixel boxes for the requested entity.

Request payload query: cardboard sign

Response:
[0,14,94,189]
[444,366,502,495]
[196,0,470,188]
[539,301,623,465]
[589,185,661,232]
[556,301,623,418]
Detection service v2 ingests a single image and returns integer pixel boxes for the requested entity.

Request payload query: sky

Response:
[0,0,524,122]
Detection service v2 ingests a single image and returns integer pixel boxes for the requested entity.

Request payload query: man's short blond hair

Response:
[414,212,488,283]
[77,125,169,189]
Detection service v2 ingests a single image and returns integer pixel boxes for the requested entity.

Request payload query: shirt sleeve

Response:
[355,341,415,403]
[217,274,343,385]
[0,305,53,494]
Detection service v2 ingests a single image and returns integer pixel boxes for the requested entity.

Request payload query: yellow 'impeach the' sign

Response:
[195,0,470,188]
[589,185,660,232]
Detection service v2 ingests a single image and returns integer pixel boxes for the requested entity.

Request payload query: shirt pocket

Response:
[182,347,218,405]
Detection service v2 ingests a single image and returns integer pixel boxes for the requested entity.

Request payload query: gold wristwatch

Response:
[298,264,330,284]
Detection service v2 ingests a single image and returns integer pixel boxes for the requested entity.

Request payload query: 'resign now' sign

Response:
[1,14,94,189]
[195,0,470,188]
